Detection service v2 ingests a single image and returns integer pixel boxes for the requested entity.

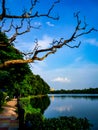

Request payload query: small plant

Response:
[0,90,7,108]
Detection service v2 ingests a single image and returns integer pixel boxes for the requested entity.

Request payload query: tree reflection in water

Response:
[30,95,50,114]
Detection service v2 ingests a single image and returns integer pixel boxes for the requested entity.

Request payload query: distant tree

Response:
[49,88,98,94]
[0,0,97,68]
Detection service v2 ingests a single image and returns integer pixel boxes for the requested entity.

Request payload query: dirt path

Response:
[0,98,19,130]
[0,98,18,119]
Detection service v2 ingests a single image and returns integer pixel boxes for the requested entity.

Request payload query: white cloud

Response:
[34,22,42,26]
[31,62,98,90]
[75,56,83,62]
[15,35,53,51]
[50,63,98,89]
[52,77,71,83]
[85,38,98,46]
[31,60,47,74]
[38,35,53,49]
[15,41,33,51]
[46,21,54,27]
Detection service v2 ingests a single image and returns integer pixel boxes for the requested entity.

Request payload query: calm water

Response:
[44,94,98,130]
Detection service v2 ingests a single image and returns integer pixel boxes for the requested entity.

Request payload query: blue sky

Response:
[4,0,98,90]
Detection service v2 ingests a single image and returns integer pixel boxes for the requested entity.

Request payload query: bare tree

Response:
[0,0,97,68]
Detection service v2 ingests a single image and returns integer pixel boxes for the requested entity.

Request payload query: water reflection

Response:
[26,94,98,129]
[53,105,72,112]
[44,94,98,130]
[51,95,54,101]
[49,94,98,100]
[30,95,50,114]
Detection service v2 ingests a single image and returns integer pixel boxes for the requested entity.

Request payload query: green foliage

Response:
[24,104,41,115]
[0,32,8,45]
[25,111,44,130]
[43,117,91,130]
[20,74,50,96]
[18,97,30,108]
[0,32,50,97]
[0,63,32,97]
[50,88,98,94]
[19,97,44,129]
[19,95,50,115]
[0,33,23,64]
[30,95,50,114]
[0,90,7,108]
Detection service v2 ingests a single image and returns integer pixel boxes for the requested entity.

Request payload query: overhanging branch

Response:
[0,1,97,68]
[0,0,60,20]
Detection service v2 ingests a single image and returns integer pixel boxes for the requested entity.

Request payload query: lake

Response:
[44,94,98,130]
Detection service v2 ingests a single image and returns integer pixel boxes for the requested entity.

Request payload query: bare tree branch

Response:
[0,1,97,68]
[0,19,6,31]
[0,0,60,20]
[28,0,39,15]
[8,18,41,43]
[0,0,59,45]
[3,19,13,33]
[0,0,6,20]
[0,18,41,45]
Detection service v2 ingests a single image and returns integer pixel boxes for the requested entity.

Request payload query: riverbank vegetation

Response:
[50,87,98,94]
[18,96,92,130]
[0,32,50,106]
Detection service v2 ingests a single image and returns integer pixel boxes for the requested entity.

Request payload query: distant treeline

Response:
[49,88,98,94]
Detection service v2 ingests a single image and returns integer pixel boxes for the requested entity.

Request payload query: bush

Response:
[24,104,44,129]
[19,98,44,130]
[42,116,91,130]
[0,91,7,108]
[25,112,44,130]
[19,97,30,108]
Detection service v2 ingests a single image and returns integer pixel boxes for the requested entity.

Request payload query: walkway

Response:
[0,99,19,130]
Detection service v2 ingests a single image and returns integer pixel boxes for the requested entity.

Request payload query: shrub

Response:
[0,91,7,108]
[19,97,44,130]
[19,97,30,108]
[25,112,44,130]
[42,116,91,130]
